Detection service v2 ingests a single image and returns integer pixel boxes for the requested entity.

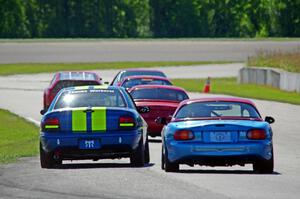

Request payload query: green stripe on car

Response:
[93,85,109,89]
[74,86,90,90]
[92,107,107,132]
[72,108,87,132]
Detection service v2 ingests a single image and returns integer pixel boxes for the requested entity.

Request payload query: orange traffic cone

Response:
[203,77,211,93]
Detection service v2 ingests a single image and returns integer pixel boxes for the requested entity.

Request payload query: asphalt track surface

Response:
[0,64,300,198]
[0,40,300,63]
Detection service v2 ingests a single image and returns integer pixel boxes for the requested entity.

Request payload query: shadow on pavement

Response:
[148,138,162,143]
[53,162,155,170]
[178,169,281,175]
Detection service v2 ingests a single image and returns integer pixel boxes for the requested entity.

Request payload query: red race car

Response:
[111,69,167,86]
[120,75,172,90]
[43,71,102,110]
[129,85,189,137]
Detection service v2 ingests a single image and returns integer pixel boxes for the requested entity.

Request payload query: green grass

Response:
[0,61,232,76]
[247,51,300,73]
[0,109,39,164]
[172,77,300,105]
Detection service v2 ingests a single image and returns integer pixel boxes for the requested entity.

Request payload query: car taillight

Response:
[119,116,135,128]
[174,130,194,141]
[42,118,60,131]
[247,129,266,140]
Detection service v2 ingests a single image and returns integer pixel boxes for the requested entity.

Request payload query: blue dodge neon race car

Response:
[40,85,149,168]
[159,97,275,173]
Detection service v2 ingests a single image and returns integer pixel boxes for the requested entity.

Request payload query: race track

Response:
[0,40,299,63]
[0,63,300,199]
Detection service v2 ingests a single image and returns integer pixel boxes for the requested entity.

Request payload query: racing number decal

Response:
[92,107,107,132]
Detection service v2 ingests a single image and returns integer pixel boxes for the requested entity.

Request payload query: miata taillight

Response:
[174,130,194,141]
[42,118,60,132]
[119,116,135,128]
[247,129,266,140]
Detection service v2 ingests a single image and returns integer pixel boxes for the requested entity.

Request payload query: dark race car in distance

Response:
[40,85,149,168]
[43,71,102,110]
[128,85,189,137]
[160,97,275,173]
[120,75,172,90]
[111,69,167,86]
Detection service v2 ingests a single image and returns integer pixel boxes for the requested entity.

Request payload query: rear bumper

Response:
[166,141,273,165]
[40,130,141,159]
[50,145,133,160]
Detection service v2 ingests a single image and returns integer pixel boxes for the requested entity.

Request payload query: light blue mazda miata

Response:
[160,97,275,173]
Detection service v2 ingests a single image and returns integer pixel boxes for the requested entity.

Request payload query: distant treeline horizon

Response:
[0,0,299,38]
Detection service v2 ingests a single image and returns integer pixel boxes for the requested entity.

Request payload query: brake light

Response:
[42,118,60,131]
[247,129,266,140]
[174,130,194,140]
[119,116,135,127]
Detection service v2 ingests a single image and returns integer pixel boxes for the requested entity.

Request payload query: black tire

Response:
[40,142,54,169]
[161,145,165,170]
[144,136,150,164]
[253,151,274,174]
[161,144,179,172]
[130,136,145,167]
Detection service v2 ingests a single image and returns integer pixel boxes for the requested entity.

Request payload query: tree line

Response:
[0,0,299,38]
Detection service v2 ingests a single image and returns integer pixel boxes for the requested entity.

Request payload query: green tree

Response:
[0,0,30,38]
[278,0,300,36]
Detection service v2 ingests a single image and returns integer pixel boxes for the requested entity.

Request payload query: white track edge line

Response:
[25,117,40,126]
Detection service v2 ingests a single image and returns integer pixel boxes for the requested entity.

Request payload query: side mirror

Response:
[265,116,275,124]
[40,109,46,115]
[137,106,150,113]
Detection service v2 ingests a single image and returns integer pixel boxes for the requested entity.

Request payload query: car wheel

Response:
[144,136,150,164]
[162,144,179,172]
[40,142,54,169]
[253,151,274,174]
[130,136,145,167]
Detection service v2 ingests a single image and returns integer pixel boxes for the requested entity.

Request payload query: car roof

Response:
[179,97,257,107]
[62,85,119,91]
[57,71,99,81]
[121,69,164,72]
[128,84,187,92]
[122,75,170,81]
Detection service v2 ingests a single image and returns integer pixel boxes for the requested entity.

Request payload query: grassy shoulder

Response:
[0,61,231,76]
[0,109,39,164]
[247,51,300,73]
[172,77,300,105]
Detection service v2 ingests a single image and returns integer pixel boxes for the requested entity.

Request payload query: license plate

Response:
[79,139,100,149]
[210,132,231,142]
